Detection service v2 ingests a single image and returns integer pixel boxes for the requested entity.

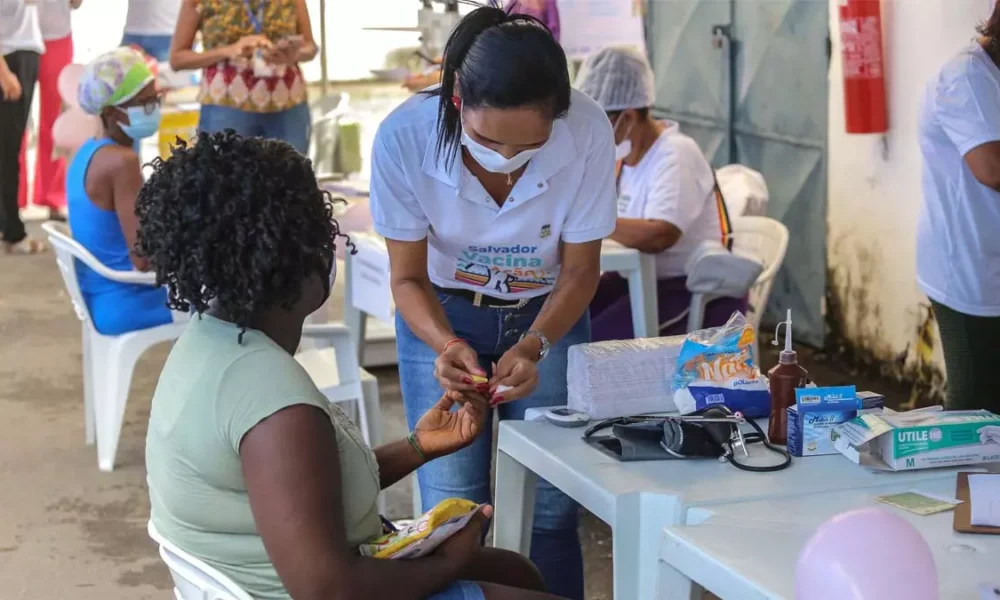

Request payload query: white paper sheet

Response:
[349,236,394,323]
[968,473,1000,528]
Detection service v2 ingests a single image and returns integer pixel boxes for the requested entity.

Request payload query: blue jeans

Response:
[429,581,485,600]
[120,33,172,62]
[396,291,588,600]
[198,102,311,154]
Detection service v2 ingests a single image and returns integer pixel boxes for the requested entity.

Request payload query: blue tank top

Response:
[66,138,172,336]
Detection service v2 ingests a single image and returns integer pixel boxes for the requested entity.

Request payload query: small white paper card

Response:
[350,236,393,323]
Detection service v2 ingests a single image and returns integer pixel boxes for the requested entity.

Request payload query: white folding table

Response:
[341,236,659,366]
[658,476,999,600]
[491,420,976,600]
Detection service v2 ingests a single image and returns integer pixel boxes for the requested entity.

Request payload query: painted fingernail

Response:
[463,376,473,384]
[476,383,490,393]
[491,395,505,405]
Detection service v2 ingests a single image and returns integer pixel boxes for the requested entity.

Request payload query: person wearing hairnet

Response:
[65,47,175,335]
[576,46,745,341]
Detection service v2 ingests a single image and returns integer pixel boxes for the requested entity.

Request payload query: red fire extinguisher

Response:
[838,0,888,133]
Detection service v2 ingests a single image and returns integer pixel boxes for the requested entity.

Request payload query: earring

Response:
[452,95,461,110]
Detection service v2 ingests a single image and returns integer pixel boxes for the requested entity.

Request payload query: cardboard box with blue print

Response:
[786,387,884,457]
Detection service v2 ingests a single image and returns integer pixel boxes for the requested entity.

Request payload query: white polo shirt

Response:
[0,0,44,56]
[370,89,617,300]
[617,122,722,278]
[917,43,1000,316]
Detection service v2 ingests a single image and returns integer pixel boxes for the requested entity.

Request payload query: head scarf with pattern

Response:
[77,47,155,116]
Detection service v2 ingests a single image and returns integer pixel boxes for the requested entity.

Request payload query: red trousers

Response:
[18,34,73,210]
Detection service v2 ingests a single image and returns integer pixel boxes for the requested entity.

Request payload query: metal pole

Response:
[319,0,329,97]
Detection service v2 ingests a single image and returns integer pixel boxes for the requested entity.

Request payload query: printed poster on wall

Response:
[556,0,646,60]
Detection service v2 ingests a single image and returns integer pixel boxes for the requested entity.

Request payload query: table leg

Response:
[656,561,703,600]
[614,493,687,600]
[493,449,537,556]
[627,253,659,338]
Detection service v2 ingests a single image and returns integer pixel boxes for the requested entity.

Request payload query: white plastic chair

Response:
[43,221,188,472]
[296,324,383,450]
[148,520,253,600]
[683,216,789,360]
[45,222,384,477]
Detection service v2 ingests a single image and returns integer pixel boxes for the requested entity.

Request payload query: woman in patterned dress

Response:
[168,0,317,152]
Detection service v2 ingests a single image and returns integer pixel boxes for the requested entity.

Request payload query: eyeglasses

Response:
[121,97,162,115]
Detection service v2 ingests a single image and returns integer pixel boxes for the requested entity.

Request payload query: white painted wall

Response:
[826,0,994,377]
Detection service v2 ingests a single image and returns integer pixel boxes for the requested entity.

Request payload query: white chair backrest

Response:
[148,521,253,600]
[729,216,790,330]
[42,221,92,325]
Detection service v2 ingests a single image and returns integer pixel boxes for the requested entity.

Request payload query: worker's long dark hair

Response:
[979,1,1000,57]
[430,1,570,162]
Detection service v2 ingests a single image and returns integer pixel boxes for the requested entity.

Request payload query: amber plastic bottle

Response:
[767,310,809,444]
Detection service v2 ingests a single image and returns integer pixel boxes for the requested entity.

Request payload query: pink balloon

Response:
[52,109,102,154]
[57,63,85,108]
[796,507,938,600]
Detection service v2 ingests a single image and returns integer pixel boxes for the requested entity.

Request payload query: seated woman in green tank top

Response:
[138,131,565,600]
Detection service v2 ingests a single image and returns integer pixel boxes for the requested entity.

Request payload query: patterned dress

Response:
[196,0,307,113]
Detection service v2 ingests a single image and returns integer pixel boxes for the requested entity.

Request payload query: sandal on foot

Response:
[4,238,48,255]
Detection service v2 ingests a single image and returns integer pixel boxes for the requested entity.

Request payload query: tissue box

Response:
[567,336,685,419]
[833,409,1000,471]
[787,386,864,457]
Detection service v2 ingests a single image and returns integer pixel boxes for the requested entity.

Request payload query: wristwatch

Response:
[520,329,551,362]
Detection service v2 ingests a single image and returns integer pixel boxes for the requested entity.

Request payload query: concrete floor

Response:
[0,224,614,600]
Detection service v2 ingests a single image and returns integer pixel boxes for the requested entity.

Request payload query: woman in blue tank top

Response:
[67,47,172,335]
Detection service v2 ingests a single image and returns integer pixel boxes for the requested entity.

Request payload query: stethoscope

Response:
[583,410,792,472]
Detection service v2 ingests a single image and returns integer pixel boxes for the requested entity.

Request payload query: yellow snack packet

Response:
[359,498,480,559]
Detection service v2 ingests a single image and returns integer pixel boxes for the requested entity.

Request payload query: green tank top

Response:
[146,315,381,599]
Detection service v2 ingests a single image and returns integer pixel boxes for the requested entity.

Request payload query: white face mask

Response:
[461,115,543,174]
[615,139,633,162]
[613,114,634,161]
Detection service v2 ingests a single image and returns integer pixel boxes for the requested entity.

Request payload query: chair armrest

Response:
[103,269,159,286]
[75,253,158,286]
[302,323,352,339]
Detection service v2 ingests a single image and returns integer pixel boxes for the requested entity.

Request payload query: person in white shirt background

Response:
[369,7,616,598]
[1,0,47,254]
[917,2,1000,415]
[121,0,181,61]
[575,46,745,341]
[16,0,81,221]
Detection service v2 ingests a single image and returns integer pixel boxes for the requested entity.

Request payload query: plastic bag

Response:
[358,498,480,559]
[716,164,769,217]
[671,312,770,418]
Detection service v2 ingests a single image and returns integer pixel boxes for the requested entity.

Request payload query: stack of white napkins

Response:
[567,336,685,420]
[968,473,1000,528]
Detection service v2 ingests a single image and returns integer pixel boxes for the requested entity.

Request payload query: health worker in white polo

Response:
[917,3,1000,415]
[368,7,615,599]
[575,46,744,342]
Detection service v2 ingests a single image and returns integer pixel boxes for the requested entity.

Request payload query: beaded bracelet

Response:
[407,431,427,462]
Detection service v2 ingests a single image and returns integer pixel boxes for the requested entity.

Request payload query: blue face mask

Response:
[118,105,162,140]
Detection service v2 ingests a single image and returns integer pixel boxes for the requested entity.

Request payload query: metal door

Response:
[647,0,829,346]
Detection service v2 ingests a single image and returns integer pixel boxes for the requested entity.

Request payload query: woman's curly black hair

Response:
[135,130,350,338]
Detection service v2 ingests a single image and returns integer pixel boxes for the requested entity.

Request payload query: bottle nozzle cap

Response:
[779,349,798,365]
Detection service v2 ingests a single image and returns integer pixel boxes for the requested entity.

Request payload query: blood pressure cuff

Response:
[583,407,734,462]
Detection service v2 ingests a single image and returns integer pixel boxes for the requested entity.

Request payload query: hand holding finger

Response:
[433,362,480,392]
